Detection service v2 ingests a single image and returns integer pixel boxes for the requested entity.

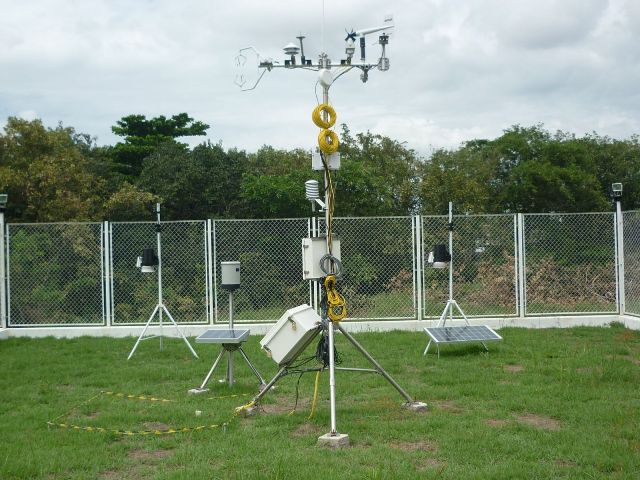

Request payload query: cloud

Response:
[1,0,639,152]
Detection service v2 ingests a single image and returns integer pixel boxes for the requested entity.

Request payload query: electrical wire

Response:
[308,370,321,419]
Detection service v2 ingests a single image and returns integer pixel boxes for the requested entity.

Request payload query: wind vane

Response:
[234,15,394,91]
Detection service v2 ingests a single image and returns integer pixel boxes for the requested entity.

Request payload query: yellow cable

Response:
[324,275,347,322]
[312,103,337,128]
[308,370,321,419]
[318,129,339,154]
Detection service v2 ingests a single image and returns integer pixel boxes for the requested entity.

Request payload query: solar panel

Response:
[196,329,250,344]
[424,325,502,344]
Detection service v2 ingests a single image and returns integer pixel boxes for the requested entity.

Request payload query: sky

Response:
[1,0,639,155]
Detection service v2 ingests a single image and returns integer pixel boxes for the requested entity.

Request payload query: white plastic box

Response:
[301,236,341,280]
[260,305,321,365]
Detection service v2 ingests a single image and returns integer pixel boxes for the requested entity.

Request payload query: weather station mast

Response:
[234,8,426,448]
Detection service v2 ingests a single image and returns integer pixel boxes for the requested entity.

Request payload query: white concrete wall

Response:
[1,314,636,340]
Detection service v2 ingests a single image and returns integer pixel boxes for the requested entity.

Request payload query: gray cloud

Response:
[1,0,639,154]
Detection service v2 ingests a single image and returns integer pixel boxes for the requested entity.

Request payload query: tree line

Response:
[1,113,638,223]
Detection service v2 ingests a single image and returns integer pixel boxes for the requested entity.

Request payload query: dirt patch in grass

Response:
[128,448,173,461]
[291,423,323,437]
[615,330,638,343]
[415,458,447,471]
[389,440,437,452]
[623,355,640,366]
[517,413,561,430]
[503,364,525,373]
[485,419,508,428]
[142,422,171,431]
[555,459,578,468]
[432,400,464,414]
[260,401,295,415]
[83,411,100,419]
[98,470,120,479]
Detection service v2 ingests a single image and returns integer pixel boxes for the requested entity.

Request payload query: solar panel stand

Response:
[189,291,266,393]
[423,202,490,359]
[423,299,489,359]
[127,204,199,360]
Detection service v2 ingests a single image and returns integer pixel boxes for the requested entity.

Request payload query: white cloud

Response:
[1,0,639,152]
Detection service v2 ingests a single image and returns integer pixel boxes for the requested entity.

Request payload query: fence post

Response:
[414,215,423,322]
[206,219,215,325]
[615,204,625,315]
[0,212,6,329]
[517,213,526,318]
[103,221,112,327]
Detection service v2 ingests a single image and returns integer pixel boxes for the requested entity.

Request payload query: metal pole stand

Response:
[128,204,198,360]
[189,290,266,394]
[243,318,427,447]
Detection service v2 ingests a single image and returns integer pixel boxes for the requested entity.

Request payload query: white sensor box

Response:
[312,152,340,171]
[260,304,321,365]
[220,261,240,289]
[302,236,341,280]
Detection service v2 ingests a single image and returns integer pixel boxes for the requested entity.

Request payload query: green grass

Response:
[1,325,639,479]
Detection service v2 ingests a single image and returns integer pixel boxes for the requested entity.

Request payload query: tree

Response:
[0,117,101,221]
[137,141,248,219]
[335,126,419,216]
[237,146,314,218]
[110,113,209,178]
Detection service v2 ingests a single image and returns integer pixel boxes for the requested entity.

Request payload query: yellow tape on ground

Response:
[47,390,243,436]
[46,420,226,436]
[103,391,174,403]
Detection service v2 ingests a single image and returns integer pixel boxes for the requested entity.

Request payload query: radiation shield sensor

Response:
[260,304,322,365]
[221,261,241,291]
[611,182,623,199]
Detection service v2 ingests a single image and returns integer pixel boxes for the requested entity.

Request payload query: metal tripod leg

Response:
[451,300,488,351]
[238,347,267,385]
[161,304,199,358]
[197,348,226,391]
[249,365,288,405]
[423,301,451,357]
[127,304,160,360]
[336,323,414,404]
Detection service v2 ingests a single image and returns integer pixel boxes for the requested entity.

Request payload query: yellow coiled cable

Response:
[324,275,347,322]
[312,103,337,129]
[318,129,339,154]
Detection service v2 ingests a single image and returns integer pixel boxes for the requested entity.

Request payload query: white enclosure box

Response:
[312,152,340,170]
[260,304,321,365]
[221,261,240,289]
[302,236,341,280]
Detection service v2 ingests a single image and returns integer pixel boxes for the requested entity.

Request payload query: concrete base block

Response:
[318,432,350,448]
[188,388,209,395]
[404,401,428,412]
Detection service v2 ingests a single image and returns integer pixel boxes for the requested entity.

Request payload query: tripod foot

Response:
[188,388,209,395]
[404,401,428,412]
[318,432,350,448]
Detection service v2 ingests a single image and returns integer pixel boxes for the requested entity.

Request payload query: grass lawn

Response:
[1,325,639,479]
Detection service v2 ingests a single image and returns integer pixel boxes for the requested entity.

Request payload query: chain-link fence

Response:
[319,217,416,320]
[422,214,517,318]
[213,219,310,323]
[523,213,617,315]
[6,223,104,326]
[2,212,630,327]
[110,221,208,325]
[623,210,640,316]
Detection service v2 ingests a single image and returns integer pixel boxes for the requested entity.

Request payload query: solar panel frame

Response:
[423,325,502,344]
[196,328,250,344]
